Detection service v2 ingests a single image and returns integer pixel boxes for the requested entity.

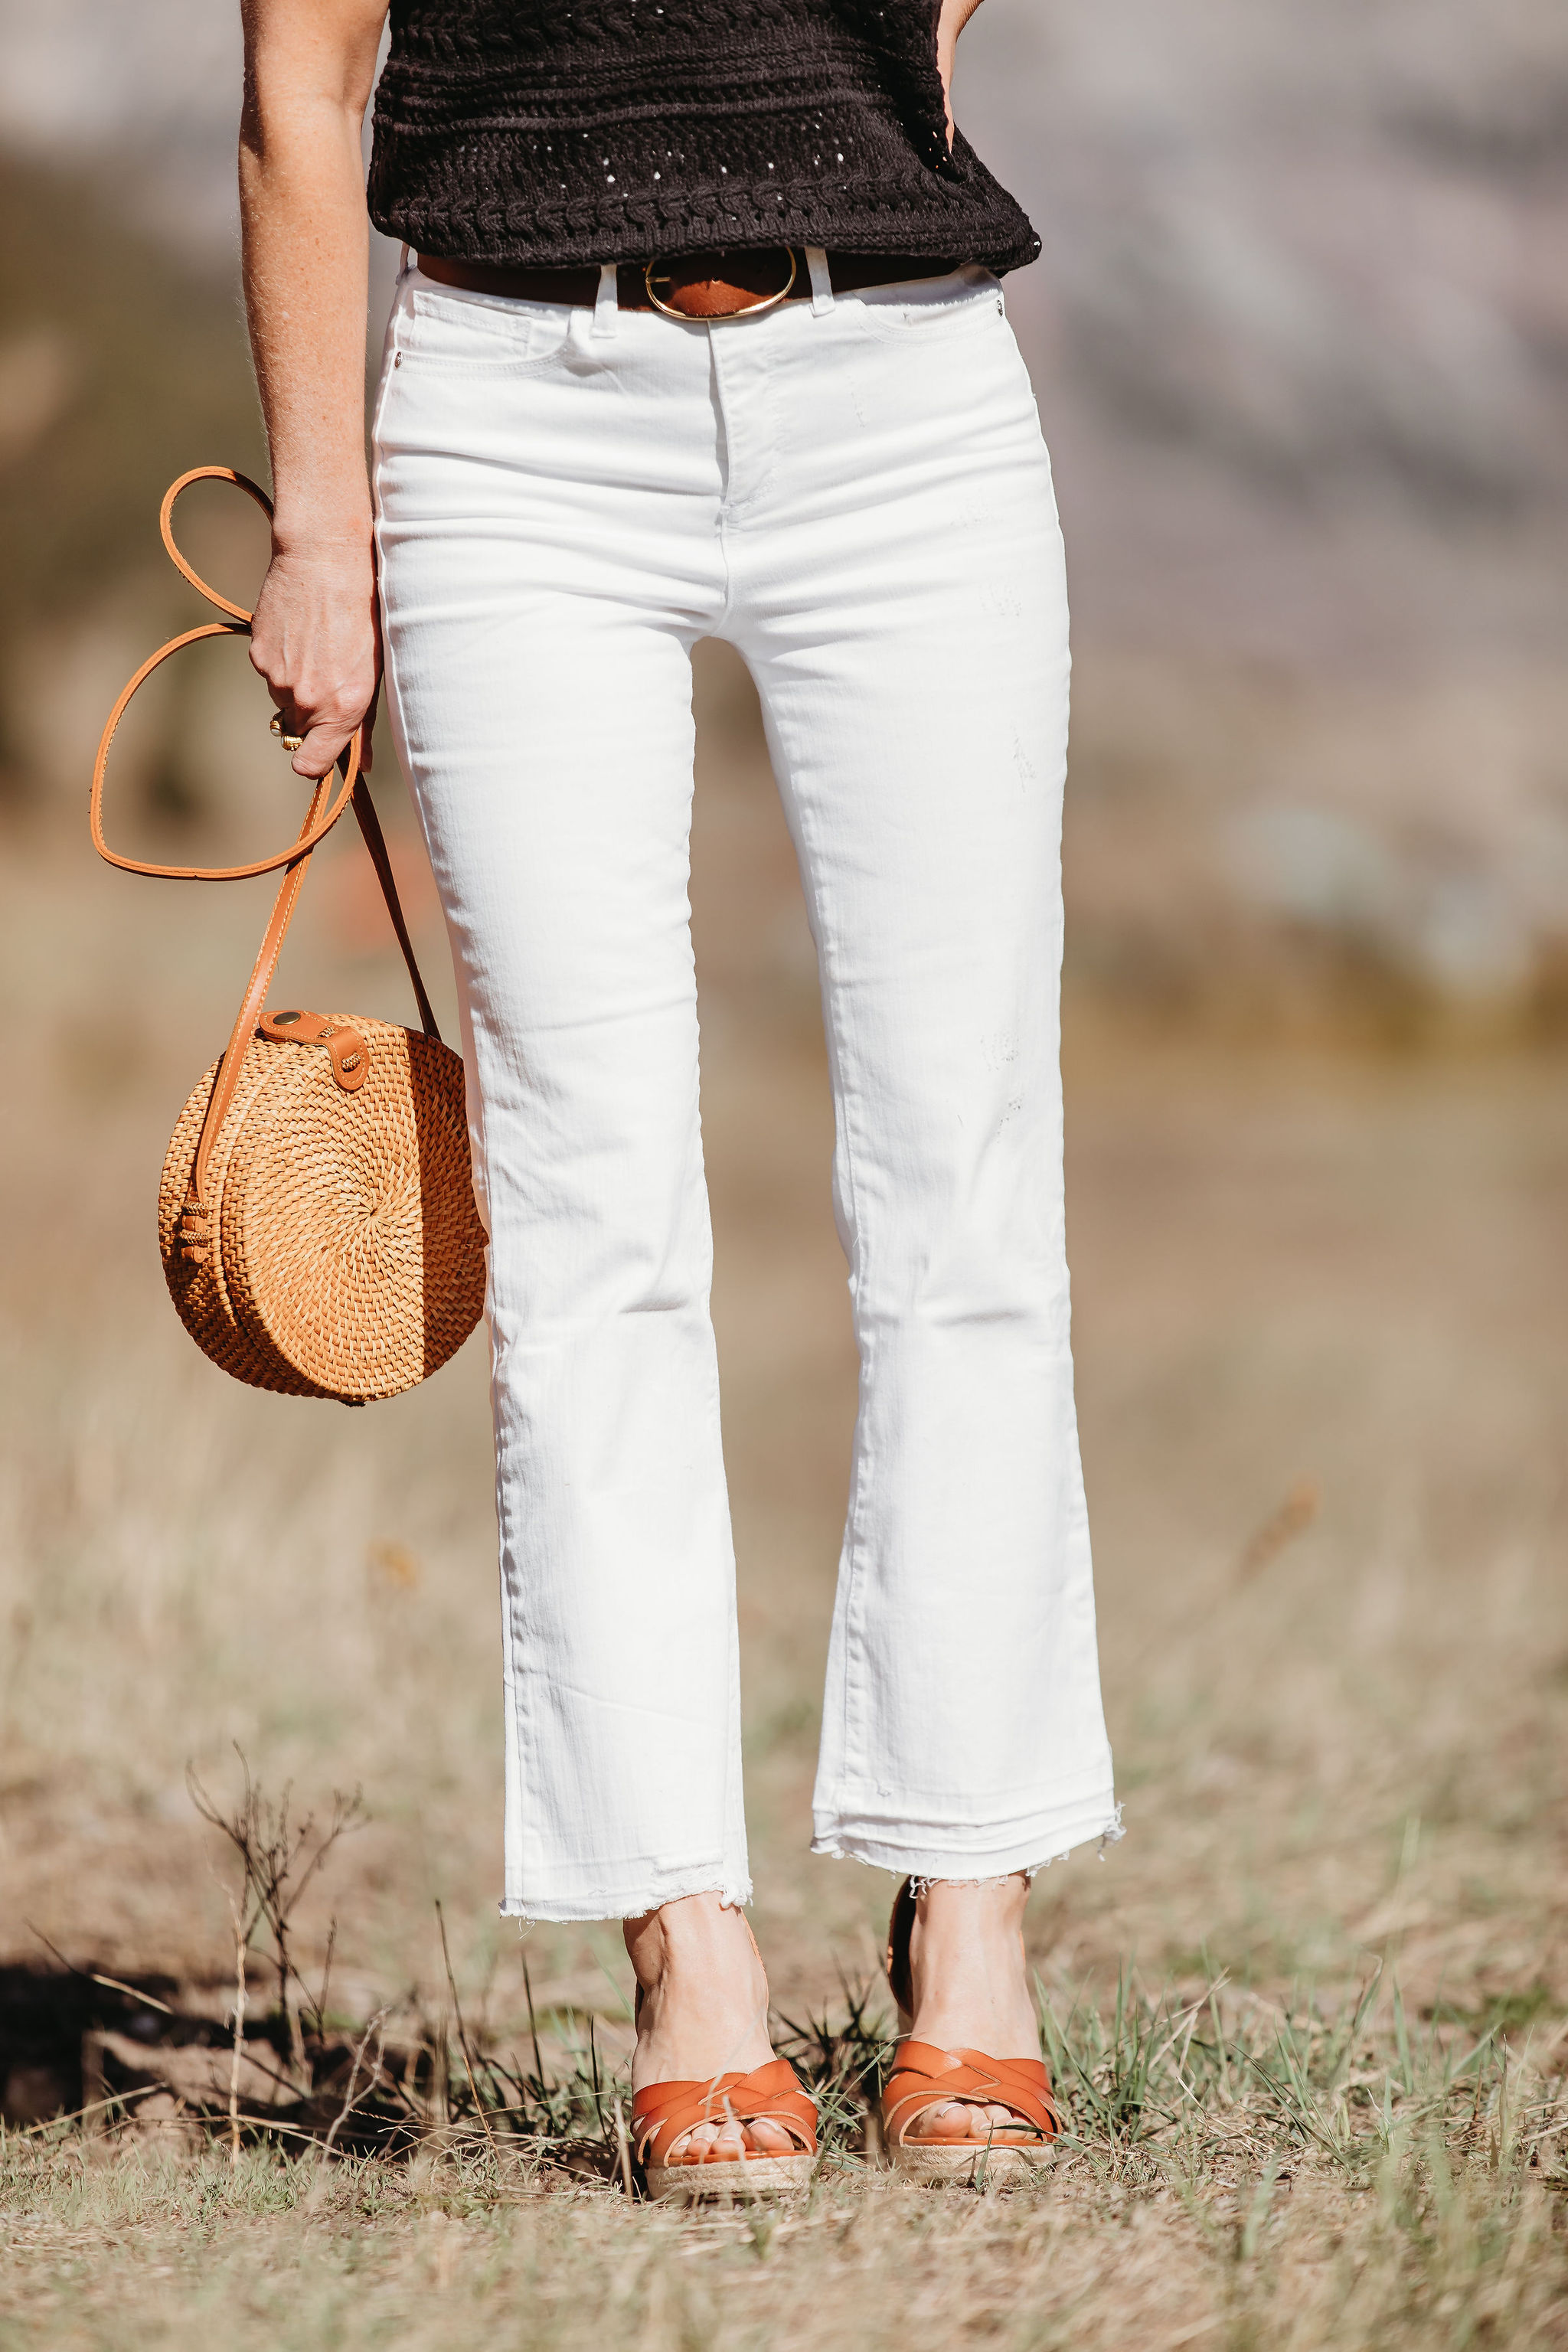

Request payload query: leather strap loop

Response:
[258,1008,372,1092]
[89,620,364,881]
[90,469,365,883]
[160,465,273,620]
[92,471,445,1213]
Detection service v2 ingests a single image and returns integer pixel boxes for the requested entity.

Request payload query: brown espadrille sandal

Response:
[632,2056,818,2203]
[629,1921,817,2203]
[880,1877,1059,2186]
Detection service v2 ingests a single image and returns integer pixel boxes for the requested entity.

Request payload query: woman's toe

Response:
[952,2101,999,2140]
[743,2116,795,2156]
[661,2112,801,2163]
[909,2097,963,2140]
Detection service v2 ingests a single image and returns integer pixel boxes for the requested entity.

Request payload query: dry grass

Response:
[4,645,1568,2340]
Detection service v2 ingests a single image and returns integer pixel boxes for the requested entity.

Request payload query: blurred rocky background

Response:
[2,0,1566,1037]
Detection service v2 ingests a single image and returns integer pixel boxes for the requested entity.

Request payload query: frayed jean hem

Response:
[498,1870,754,1926]
[810,1797,1123,1883]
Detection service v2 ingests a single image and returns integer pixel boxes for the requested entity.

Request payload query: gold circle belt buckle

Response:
[643,248,799,322]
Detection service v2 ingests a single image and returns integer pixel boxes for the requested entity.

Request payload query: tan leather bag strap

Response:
[90,469,443,1210]
[345,767,440,1041]
[89,472,366,881]
[186,770,333,1211]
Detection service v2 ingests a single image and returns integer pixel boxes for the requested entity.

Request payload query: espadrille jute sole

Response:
[888,2137,1057,2187]
[644,2152,815,2203]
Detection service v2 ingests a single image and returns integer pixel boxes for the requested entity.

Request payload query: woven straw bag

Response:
[90,468,487,1403]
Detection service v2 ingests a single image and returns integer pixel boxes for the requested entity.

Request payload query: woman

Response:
[241,0,1119,2194]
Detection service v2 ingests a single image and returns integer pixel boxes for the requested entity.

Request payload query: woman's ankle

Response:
[905,1873,1040,2059]
[624,1893,773,2085]
[624,1890,760,1991]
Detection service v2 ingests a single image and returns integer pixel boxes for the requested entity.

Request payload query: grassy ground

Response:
[3,647,1568,2341]
[2,1992,1565,2349]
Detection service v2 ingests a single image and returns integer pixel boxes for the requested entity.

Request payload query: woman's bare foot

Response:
[902,1873,1042,2141]
[625,1893,797,2160]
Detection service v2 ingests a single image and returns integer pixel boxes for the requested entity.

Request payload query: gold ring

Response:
[643,249,799,323]
[269,713,305,753]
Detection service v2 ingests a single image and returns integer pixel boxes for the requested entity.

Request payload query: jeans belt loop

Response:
[592,259,620,339]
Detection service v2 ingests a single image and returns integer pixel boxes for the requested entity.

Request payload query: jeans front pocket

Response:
[394,281,574,374]
[854,267,1005,344]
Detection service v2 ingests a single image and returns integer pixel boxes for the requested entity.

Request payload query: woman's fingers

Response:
[289,703,370,779]
[262,668,378,778]
[248,540,381,779]
[263,686,376,779]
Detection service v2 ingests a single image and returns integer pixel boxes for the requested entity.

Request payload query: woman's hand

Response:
[249,534,381,779]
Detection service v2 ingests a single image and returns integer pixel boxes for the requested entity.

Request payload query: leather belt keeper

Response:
[417,249,957,318]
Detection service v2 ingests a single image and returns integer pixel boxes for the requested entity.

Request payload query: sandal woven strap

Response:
[881,2040,1057,2148]
[632,2057,818,2168]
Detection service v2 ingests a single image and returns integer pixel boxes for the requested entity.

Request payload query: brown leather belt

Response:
[418,248,956,319]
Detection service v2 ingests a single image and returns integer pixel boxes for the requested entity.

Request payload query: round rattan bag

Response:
[158,1014,484,1401]
[93,469,487,1404]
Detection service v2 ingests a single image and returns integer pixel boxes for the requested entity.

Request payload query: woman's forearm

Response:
[936,0,988,144]
[240,0,387,775]
[240,0,384,545]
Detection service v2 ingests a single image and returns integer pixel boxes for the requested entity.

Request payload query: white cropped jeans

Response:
[373,256,1119,1922]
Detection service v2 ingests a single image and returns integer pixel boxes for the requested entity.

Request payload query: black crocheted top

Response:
[367,1,1040,275]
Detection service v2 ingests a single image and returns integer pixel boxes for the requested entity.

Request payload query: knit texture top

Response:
[367,1,1040,275]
